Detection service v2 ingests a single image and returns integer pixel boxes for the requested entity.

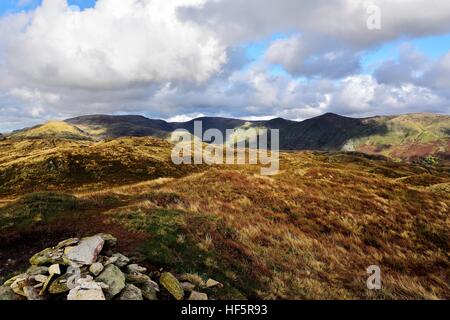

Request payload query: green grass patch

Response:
[110,208,259,299]
[0,192,79,230]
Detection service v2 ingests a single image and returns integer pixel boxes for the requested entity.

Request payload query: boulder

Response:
[0,285,24,300]
[26,266,49,276]
[48,273,72,294]
[160,272,184,300]
[98,233,117,248]
[127,264,147,274]
[206,278,223,288]
[125,272,151,284]
[49,264,61,275]
[40,274,55,295]
[188,291,208,301]
[103,256,119,266]
[33,275,48,283]
[89,263,104,276]
[179,273,206,287]
[67,288,105,301]
[95,264,126,299]
[118,284,143,300]
[65,235,104,265]
[23,286,46,300]
[111,253,130,268]
[1,233,222,301]
[139,280,159,300]
[181,282,196,292]
[10,277,28,297]
[3,274,26,287]
[55,238,79,249]
[29,247,68,266]
[67,278,106,301]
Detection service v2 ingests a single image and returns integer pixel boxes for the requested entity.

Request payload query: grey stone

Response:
[98,233,117,248]
[181,282,196,292]
[126,264,147,274]
[188,291,208,301]
[33,275,48,283]
[111,253,130,268]
[3,274,26,286]
[65,235,104,265]
[48,264,61,275]
[48,273,71,294]
[89,263,104,276]
[206,278,223,288]
[0,285,24,300]
[95,264,126,299]
[10,277,28,297]
[125,272,151,284]
[118,284,143,300]
[29,247,68,266]
[139,280,159,300]
[26,266,49,276]
[23,286,46,300]
[55,238,79,249]
[103,256,119,266]
[67,278,106,300]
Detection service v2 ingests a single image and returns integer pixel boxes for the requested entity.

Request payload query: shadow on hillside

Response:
[443,128,450,137]
[279,115,389,151]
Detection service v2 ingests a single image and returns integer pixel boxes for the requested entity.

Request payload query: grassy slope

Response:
[345,113,450,161]
[5,113,450,163]
[9,121,92,141]
[0,137,449,299]
[0,137,202,196]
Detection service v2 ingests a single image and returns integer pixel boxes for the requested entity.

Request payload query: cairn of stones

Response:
[0,234,222,300]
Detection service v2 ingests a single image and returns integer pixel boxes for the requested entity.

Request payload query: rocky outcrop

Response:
[1,234,217,301]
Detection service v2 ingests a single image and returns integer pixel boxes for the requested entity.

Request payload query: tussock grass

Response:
[0,137,449,299]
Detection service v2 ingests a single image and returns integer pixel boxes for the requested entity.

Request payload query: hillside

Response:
[67,115,173,139]
[9,121,92,141]
[66,113,450,162]
[0,136,449,299]
[0,137,202,196]
[6,113,449,163]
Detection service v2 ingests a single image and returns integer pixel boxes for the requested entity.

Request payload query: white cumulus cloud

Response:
[0,0,226,90]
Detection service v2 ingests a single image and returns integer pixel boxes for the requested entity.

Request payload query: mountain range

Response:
[5,112,449,163]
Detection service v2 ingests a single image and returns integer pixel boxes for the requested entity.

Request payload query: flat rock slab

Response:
[29,247,67,266]
[67,277,107,300]
[67,287,105,300]
[65,235,104,265]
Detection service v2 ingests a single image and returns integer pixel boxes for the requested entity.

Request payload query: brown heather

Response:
[0,137,449,299]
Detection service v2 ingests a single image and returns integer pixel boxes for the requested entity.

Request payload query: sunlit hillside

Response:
[0,136,448,299]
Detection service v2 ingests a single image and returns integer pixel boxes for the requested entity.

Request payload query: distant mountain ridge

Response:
[5,112,450,162]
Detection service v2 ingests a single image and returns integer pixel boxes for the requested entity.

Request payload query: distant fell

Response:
[6,112,450,162]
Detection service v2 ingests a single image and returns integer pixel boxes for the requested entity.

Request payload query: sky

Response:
[0,0,450,131]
